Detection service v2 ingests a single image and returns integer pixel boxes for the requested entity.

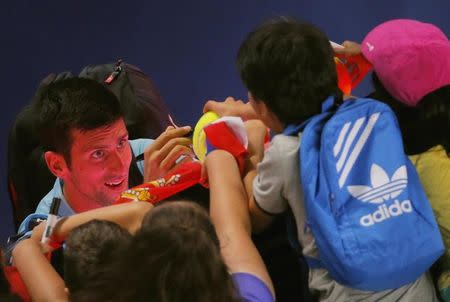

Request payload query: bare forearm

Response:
[13,239,67,302]
[31,202,153,243]
[206,150,251,236]
[205,150,275,295]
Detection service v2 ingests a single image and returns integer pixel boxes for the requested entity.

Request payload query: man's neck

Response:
[62,184,100,213]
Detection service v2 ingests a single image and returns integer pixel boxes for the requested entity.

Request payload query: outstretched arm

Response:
[203,97,258,120]
[205,150,274,296]
[12,239,67,302]
[242,120,276,233]
[13,202,153,302]
[31,202,153,244]
[332,40,362,56]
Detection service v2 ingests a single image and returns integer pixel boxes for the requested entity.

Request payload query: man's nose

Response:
[109,150,128,172]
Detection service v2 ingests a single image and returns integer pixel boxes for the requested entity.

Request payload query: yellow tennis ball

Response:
[192,111,220,161]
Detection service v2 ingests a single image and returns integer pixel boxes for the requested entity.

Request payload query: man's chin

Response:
[97,183,128,207]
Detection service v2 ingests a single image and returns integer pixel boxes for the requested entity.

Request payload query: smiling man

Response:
[18,77,191,232]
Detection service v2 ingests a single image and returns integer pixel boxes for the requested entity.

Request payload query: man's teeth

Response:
[106,180,123,186]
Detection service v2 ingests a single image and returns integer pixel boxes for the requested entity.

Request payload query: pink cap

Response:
[362,19,450,106]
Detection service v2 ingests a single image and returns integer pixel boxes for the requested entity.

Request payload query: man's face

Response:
[62,118,132,211]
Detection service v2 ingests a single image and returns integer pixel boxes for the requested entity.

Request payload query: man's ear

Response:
[44,151,69,178]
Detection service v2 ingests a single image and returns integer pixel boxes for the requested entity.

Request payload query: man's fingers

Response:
[145,126,192,152]
[146,136,191,165]
[160,145,193,171]
[156,137,192,160]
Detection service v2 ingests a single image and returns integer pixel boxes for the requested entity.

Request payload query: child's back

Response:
[237,17,439,301]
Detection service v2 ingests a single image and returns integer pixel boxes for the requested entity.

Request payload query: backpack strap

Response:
[128,152,144,188]
[283,96,338,137]
[282,96,339,269]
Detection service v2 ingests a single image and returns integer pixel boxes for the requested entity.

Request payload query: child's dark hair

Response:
[160,184,210,210]
[369,73,450,156]
[68,203,241,302]
[237,17,341,125]
[33,77,123,166]
[63,219,131,296]
[120,201,240,302]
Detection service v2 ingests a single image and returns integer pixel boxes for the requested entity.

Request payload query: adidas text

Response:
[360,200,412,227]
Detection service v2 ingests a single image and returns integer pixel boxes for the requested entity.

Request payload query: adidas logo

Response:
[366,42,374,52]
[359,200,412,227]
[348,164,407,204]
[333,113,380,188]
[347,164,412,227]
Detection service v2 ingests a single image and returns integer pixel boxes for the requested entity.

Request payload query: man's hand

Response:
[203,97,257,120]
[143,126,193,182]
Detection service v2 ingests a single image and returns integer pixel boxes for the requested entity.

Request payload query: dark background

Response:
[1,0,449,244]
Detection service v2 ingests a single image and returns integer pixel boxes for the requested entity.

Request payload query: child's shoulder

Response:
[270,133,301,151]
[262,133,301,170]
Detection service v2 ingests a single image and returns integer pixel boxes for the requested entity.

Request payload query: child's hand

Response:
[203,97,257,120]
[30,221,63,253]
[333,41,362,56]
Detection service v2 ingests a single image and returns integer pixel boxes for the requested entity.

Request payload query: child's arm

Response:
[333,40,362,56]
[12,239,67,302]
[243,120,276,233]
[31,202,153,245]
[203,97,258,120]
[205,150,275,297]
[12,202,153,301]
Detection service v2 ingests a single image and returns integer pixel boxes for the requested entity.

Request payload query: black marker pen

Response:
[41,197,61,245]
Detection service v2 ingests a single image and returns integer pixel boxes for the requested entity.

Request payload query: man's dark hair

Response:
[33,77,123,165]
[63,219,132,295]
[237,17,341,125]
[369,73,450,156]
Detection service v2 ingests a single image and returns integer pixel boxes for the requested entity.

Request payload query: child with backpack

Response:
[336,18,450,302]
[204,17,442,301]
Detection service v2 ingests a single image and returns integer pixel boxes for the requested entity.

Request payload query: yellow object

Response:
[410,145,450,298]
[192,111,220,161]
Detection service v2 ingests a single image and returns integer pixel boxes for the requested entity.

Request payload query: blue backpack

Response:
[284,97,444,291]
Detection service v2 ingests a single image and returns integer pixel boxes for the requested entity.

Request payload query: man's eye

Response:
[92,150,105,159]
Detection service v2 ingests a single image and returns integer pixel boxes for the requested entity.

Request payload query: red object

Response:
[4,252,54,302]
[203,121,248,175]
[4,266,31,302]
[115,119,250,205]
[335,53,372,95]
[115,161,206,205]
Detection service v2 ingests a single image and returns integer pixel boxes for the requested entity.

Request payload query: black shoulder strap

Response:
[128,152,144,188]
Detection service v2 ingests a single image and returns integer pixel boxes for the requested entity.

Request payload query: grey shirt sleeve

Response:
[252,135,300,214]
